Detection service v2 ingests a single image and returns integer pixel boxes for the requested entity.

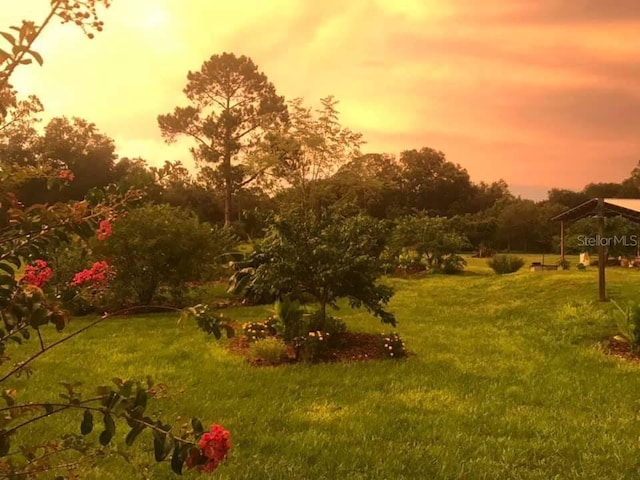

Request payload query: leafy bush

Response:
[99,204,237,306]
[441,253,467,274]
[487,254,525,274]
[391,215,469,274]
[237,210,395,326]
[577,263,586,270]
[382,332,407,358]
[294,330,332,363]
[249,337,289,364]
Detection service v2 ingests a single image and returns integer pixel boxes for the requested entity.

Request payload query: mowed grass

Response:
[7,255,640,479]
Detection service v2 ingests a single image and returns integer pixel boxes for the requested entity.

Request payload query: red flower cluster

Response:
[96,220,112,241]
[21,260,53,288]
[71,261,111,287]
[58,169,75,181]
[186,424,232,473]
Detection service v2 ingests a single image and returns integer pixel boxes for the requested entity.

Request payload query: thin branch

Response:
[0,1,62,91]
[3,402,194,445]
[0,315,106,384]
[0,323,30,343]
[238,166,269,187]
[36,327,44,351]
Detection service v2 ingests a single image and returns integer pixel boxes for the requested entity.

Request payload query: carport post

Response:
[598,197,606,302]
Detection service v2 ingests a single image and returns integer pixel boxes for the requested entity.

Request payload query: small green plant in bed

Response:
[382,332,407,358]
[612,300,640,353]
[249,337,289,365]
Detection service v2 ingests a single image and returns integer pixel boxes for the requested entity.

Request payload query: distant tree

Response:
[268,96,363,213]
[391,215,470,273]
[583,182,624,200]
[398,147,475,216]
[0,91,43,170]
[468,179,512,213]
[158,52,288,226]
[113,157,159,195]
[325,153,403,218]
[547,188,590,208]
[493,198,554,252]
[620,161,640,197]
[17,116,116,204]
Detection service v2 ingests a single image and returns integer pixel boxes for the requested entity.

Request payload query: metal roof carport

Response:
[551,198,640,302]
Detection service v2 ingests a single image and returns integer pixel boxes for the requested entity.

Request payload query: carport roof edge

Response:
[551,198,640,223]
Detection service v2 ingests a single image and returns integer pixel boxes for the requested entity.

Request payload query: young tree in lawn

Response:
[240,209,395,328]
[158,52,288,226]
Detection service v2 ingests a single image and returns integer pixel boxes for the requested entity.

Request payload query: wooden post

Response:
[560,220,565,262]
[598,197,607,302]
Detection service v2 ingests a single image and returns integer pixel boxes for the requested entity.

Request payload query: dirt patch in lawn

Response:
[606,337,640,362]
[227,332,403,367]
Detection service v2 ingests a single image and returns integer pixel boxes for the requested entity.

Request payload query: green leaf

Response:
[153,430,170,462]
[80,410,93,435]
[191,418,204,439]
[223,324,235,338]
[99,429,113,446]
[170,446,185,474]
[125,423,144,447]
[211,325,222,340]
[28,50,43,66]
[0,432,10,457]
[103,413,116,436]
[0,263,14,276]
[0,32,15,46]
[134,388,147,410]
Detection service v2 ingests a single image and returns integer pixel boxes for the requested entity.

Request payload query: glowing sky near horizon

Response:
[8,0,640,199]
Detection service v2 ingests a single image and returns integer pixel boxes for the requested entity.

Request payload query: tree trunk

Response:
[223,152,232,227]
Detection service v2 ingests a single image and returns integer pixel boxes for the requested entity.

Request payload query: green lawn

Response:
[7,256,640,479]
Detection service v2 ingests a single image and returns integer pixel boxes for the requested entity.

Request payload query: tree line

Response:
[3,53,640,255]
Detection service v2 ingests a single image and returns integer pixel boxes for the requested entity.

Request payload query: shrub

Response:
[488,254,525,274]
[249,337,289,364]
[382,332,407,358]
[441,254,467,274]
[391,215,470,274]
[577,262,586,270]
[294,330,332,362]
[99,204,237,306]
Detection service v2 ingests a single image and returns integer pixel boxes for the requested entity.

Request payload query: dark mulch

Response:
[606,337,640,362]
[227,332,398,367]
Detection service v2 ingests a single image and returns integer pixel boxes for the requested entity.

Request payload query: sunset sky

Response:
[9,0,640,200]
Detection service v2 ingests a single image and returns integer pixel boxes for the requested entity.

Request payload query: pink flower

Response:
[186,424,231,473]
[58,169,75,181]
[22,260,53,288]
[71,261,111,287]
[96,220,112,241]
